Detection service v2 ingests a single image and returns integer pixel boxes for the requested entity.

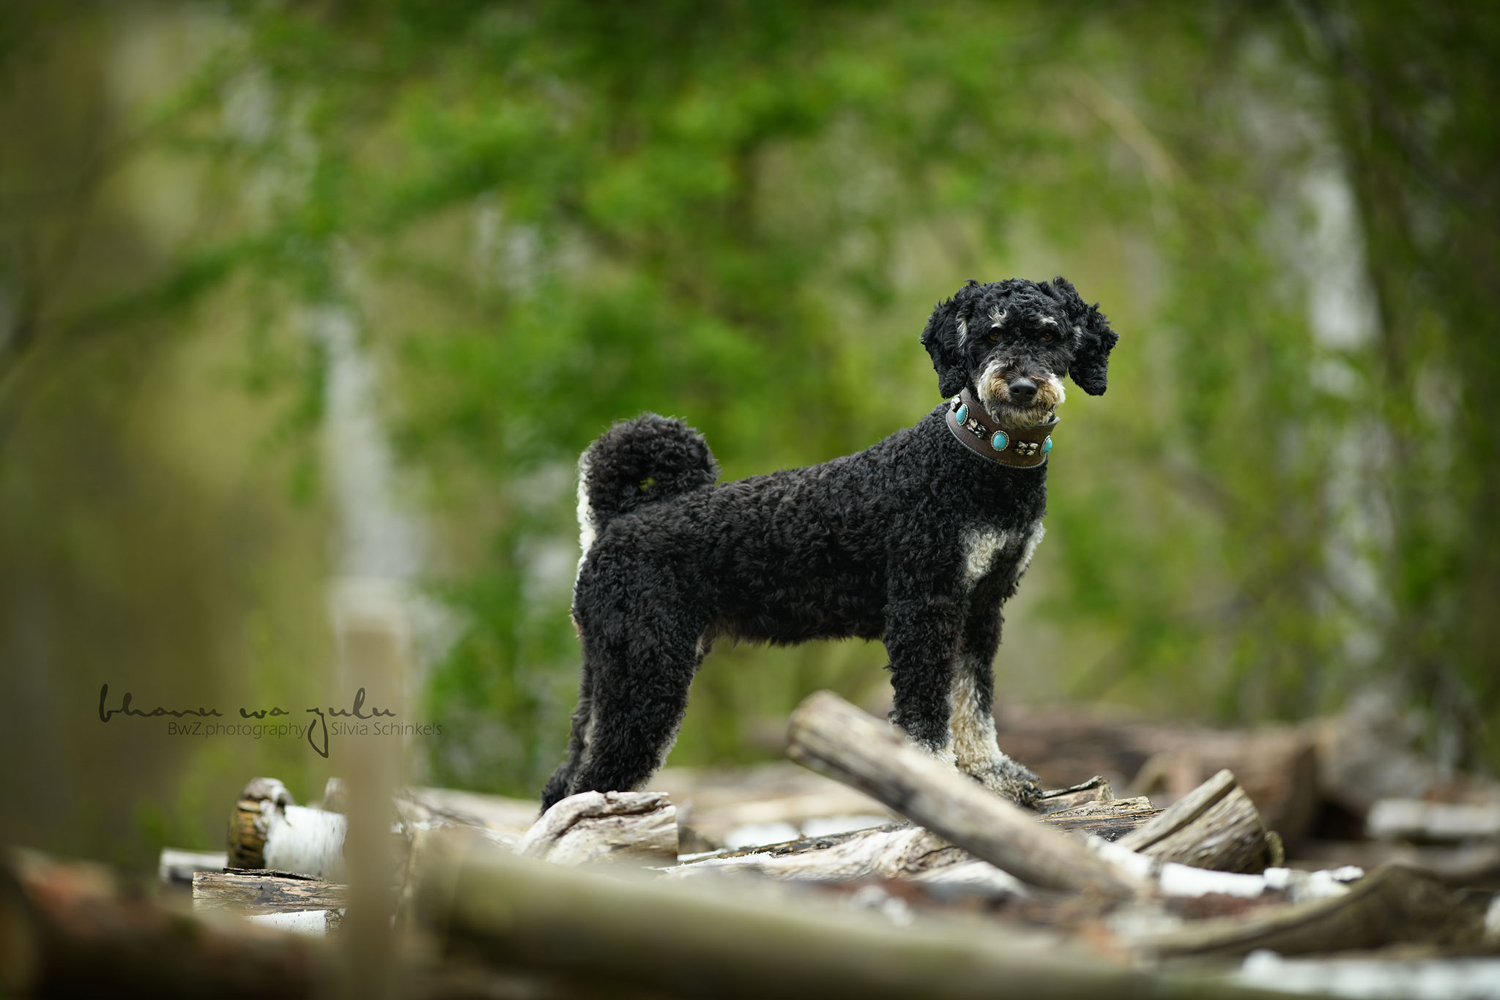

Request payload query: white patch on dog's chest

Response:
[961,528,1009,584]
[961,521,1046,587]
[1014,521,1045,579]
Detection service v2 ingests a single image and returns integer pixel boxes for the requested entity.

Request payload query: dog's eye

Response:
[986,328,1002,342]
[1041,332,1055,344]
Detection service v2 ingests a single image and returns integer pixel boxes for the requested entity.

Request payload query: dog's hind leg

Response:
[540,670,594,810]
[561,604,706,799]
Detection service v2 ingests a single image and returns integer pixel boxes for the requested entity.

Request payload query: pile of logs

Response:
[5,691,1500,998]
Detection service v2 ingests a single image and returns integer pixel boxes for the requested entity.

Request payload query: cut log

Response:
[411,828,1286,1000]
[1129,863,1491,960]
[228,778,347,879]
[785,691,1143,897]
[517,791,678,866]
[227,777,292,869]
[193,870,349,916]
[1117,769,1277,873]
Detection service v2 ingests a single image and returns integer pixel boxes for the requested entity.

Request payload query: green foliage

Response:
[5,0,1497,802]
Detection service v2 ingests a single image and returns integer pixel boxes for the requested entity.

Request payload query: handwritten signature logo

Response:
[97,684,395,758]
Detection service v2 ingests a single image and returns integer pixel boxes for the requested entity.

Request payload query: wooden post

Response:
[329,582,407,1000]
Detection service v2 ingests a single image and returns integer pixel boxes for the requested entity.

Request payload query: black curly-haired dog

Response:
[542,276,1118,810]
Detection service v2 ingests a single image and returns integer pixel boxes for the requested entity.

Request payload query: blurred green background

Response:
[2,1,1496,869]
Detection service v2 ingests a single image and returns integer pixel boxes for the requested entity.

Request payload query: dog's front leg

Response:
[884,582,1040,806]
[950,599,1041,806]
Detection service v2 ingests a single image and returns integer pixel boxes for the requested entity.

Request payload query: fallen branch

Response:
[668,787,1158,883]
[1130,864,1490,960]
[785,691,1143,897]
[518,791,678,866]
[412,829,1283,1000]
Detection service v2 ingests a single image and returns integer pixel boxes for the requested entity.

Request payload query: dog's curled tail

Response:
[576,414,718,547]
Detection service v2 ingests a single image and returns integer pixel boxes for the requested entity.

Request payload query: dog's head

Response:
[921,276,1118,426]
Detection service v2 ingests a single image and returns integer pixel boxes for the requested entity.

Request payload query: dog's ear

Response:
[1051,275,1118,396]
[921,280,978,398]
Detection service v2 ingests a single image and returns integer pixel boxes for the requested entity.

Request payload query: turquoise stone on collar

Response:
[991,430,1009,451]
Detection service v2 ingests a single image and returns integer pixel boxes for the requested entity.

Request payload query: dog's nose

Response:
[1008,377,1038,403]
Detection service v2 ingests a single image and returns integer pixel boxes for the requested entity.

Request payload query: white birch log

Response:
[228,777,348,880]
[257,801,348,880]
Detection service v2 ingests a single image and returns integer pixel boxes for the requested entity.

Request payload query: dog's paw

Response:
[971,757,1043,808]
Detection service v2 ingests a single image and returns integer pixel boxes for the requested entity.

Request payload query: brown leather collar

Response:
[944,387,1057,468]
